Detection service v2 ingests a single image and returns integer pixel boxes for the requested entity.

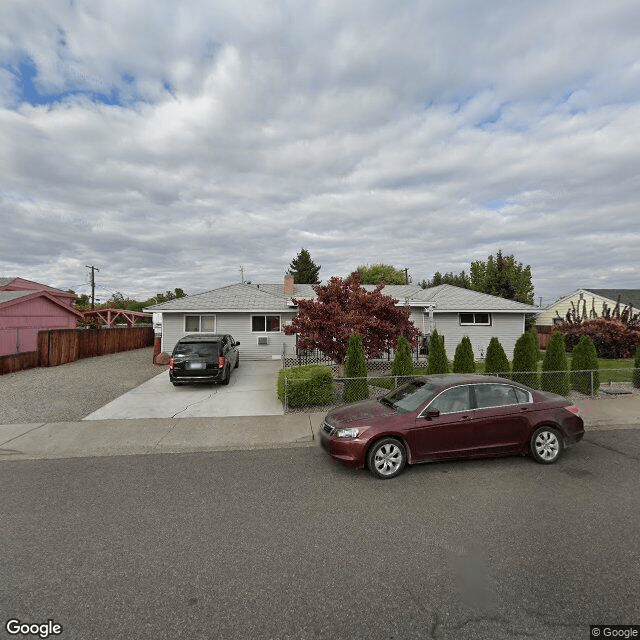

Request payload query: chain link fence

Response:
[281,367,639,414]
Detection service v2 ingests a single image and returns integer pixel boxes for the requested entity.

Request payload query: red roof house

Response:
[0,278,83,356]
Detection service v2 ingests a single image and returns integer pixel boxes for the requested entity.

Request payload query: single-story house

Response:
[0,278,83,356]
[145,275,539,361]
[537,289,640,329]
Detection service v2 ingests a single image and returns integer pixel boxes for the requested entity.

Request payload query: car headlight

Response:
[335,427,363,439]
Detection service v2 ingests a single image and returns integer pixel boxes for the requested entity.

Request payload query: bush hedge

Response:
[634,347,640,389]
[277,364,334,408]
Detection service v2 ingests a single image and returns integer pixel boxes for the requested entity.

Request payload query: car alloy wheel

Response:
[367,438,406,479]
[531,426,562,464]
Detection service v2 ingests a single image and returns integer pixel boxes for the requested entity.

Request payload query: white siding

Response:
[160,311,298,360]
[537,292,616,326]
[429,312,525,360]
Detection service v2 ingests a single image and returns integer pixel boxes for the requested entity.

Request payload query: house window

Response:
[459,313,491,326]
[252,315,281,332]
[185,315,216,332]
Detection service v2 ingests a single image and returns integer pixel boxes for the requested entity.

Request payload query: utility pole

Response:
[239,265,245,284]
[404,268,410,285]
[85,265,100,309]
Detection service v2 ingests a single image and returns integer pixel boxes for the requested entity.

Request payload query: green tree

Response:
[391,334,415,377]
[356,263,407,285]
[484,337,510,377]
[288,248,321,284]
[427,330,450,374]
[541,331,569,395]
[512,331,539,388]
[452,336,476,373]
[420,270,470,289]
[343,334,369,402]
[469,250,534,304]
[571,336,600,395]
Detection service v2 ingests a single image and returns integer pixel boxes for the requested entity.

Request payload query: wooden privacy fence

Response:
[0,326,153,374]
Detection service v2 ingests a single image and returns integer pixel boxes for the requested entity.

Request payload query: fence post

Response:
[590,370,594,397]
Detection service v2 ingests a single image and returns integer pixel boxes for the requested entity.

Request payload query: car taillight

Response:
[565,405,581,416]
[169,357,175,369]
[218,356,225,368]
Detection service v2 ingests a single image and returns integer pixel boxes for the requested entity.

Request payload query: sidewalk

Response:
[0,397,638,462]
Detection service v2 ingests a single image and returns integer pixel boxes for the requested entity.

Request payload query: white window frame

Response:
[459,312,492,326]
[251,314,281,333]
[184,314,216,332]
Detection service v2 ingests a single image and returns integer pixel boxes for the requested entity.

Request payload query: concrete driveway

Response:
[84,360,283,420]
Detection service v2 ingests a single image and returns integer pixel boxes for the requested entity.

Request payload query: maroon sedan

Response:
[318,374,584,479]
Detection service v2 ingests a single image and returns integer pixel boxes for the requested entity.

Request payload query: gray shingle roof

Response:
[145,281,538,313]
[0,290,32,304]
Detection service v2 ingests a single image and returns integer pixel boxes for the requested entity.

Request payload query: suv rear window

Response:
[173,341,220,357]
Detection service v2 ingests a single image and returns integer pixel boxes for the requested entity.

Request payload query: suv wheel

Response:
[221,366,231,385]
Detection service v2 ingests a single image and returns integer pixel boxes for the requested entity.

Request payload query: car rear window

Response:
[173,341,220,357]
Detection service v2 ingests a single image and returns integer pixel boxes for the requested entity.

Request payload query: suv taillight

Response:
[169,357,175,369]
[218,356,225,369]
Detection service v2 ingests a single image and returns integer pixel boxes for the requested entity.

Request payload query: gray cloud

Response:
[0,0,639,305]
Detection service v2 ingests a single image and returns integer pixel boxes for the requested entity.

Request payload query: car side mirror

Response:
[235,341,240,346]
[422,409,440,419]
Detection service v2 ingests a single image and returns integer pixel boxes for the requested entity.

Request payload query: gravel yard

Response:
[0,348,166,424]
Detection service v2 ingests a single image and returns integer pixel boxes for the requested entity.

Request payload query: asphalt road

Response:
[2,430,639,640]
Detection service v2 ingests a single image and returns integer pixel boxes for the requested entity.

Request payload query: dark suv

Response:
[169,334,240,386]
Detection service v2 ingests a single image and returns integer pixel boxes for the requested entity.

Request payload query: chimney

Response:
[284,274,295,295]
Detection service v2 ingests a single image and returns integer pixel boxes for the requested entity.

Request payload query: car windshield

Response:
[380,380,440,413]
[173,342,219,357]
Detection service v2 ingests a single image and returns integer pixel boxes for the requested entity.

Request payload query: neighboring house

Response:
[537,289,640,328]
[0,278,83,356]
[145,275,538,361]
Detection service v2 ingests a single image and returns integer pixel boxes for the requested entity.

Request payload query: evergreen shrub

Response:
[427,330,450,374]
[540,331,569,395]
[391,334,415,377]
[343,334,370,402]
[452,336,476,373]
[571,336,600,395]
[484,337,510,377]
[512,331,539,388]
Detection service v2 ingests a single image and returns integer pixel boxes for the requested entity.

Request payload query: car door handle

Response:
[459,415,470,421]
[519,407,529,412]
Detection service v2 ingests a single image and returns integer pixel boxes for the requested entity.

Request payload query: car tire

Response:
[234,354,239,369]
[530,426,563,464]
[221,366,231,385]
[367,438,407,479]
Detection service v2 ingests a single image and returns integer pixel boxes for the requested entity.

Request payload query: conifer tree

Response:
[452,336,475,373]
[541,331,569,395]
[571,336,600,395]
[391,334,415,377]
[427,330,449,374]
[287,248,321,284]
[484,337,510,377]
[343,334,369,402]
[512,332,539,388]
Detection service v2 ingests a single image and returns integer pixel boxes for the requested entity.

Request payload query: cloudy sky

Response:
[1,0,639,306]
